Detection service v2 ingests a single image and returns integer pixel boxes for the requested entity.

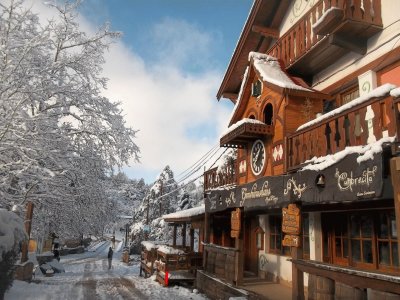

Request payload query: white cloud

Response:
[102,40,233,182]
[23,0,234,183]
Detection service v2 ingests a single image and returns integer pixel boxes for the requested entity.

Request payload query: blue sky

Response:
[79,0,252,70]
[31,0,253,184]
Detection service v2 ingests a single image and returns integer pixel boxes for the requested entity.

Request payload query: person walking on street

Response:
[107,247,113,269]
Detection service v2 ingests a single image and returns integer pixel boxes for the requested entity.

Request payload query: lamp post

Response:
[125,223,129,247]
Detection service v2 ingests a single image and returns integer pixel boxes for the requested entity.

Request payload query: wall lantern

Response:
[315,174,325,188]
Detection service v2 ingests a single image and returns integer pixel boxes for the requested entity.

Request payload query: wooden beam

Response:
[329,34,366,55]
[221,92,238,103]
[252,25,279,39]
[293,259,400,294]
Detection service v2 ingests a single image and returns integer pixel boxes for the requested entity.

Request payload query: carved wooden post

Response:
[173,224,177,247]
[203,212,210,269]
[390,156,400,265]
[182,223,187,247]
[21,201,34,263]
[282,203,304,300]
[190,228,194,251]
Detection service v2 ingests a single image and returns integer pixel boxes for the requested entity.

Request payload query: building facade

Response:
[199,1,400,299]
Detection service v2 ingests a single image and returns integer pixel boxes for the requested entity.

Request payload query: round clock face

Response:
[251,140,266,176]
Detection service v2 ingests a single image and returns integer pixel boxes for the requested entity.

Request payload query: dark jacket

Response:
[108,248,113,259]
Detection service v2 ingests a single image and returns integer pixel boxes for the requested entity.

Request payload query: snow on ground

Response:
[5,236,208,300]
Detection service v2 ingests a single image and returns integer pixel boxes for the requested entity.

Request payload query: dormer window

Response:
[252,79,262,97]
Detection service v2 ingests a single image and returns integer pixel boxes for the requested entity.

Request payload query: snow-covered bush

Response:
[0,209,26,299]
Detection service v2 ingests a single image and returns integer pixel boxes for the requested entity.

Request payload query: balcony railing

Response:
[204,159,237,191]
[268,0,382,76]
[220,122,273,148]
[287,93,398,171]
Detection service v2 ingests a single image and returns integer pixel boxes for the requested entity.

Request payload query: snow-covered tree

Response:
[0,1,139,239]
[129,166,179,252]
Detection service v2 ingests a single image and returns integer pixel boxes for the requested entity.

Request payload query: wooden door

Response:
[244,216,258,274]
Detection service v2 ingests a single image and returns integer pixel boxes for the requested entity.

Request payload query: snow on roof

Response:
[248,52,312,92]
[390,87,400,98]
[301,136,395,171]
[141,240,165,251]
[157,245,186,255]
[162,204,205,221]
[227,66,249,127]
[297,83,397,131]
[0,209,27,260]
[207,184,237,191]
[222,118,265,138]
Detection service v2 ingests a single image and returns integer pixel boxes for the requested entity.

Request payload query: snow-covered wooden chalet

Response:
[199,1,400,299]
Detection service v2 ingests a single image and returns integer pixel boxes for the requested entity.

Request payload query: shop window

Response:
[341,87,359,105]
[255,227,264,250]
[269,215,290,256]
[377,211,399,269]
[349,214,374,266]
[302,214,310,260]
[322,210,399,274]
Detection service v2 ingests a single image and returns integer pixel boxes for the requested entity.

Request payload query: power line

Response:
[174,146,222,185]
[176,143,219,179]
[153,147,230,202]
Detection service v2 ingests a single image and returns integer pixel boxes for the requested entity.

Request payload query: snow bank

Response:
[297,84,397,131]
[0,209,26,261]
[162,204,205,221]
[301,136,395,171]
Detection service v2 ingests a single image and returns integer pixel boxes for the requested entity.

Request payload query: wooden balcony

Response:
[204,159,237,191]
[268,0,382,80]
[287,91,399,171]
[220,122,273,148]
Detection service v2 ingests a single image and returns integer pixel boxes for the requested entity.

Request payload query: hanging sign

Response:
[231,208,241,238]
[282,203,301,235]
[282,234,301,247]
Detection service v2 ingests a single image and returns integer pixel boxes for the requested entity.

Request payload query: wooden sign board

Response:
[231,230,240,239]
[282,234,301,247]
[282,203,301,235]
[231,208,241,232]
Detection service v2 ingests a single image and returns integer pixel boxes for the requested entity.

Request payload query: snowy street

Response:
[5,239,208,300]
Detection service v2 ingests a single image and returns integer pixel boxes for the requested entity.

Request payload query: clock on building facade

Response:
[250,139,266,176]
